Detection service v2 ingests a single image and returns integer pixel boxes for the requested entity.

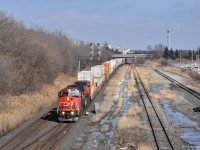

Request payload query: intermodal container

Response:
[78,71,95,99]
[94,77,103,88]
[91,65,104,78]
[102,61,110,80]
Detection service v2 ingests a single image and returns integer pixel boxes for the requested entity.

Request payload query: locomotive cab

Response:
[74,80,91,98]
[57,87,82,122]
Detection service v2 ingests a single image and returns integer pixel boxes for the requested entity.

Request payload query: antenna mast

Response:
[167,27,170,49]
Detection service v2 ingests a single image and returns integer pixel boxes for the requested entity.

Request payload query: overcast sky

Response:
[0,0,200,50]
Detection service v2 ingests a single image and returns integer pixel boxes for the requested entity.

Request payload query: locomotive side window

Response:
[58,91,68,97]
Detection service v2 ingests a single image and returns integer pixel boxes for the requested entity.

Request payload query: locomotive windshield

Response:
[58,91,68,97]
[68,90,79,97]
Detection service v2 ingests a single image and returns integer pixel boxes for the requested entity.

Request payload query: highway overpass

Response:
[112,54,148,63]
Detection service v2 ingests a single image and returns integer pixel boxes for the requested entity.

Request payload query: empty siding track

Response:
[154,69,200,100]
[134,70,175,150]
[0,108,57,150]
[22,123,74,150]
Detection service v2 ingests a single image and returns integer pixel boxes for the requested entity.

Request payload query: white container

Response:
[78,71,94,86]
[110,59,117,69]
[119,59,123,65]
[91,65,104,78]
[110,59,117,74]
[78,71,95,100]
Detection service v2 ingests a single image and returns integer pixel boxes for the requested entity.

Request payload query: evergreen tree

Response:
[188,50,192,59]
[163,47,169,59]
[169,48,175,59]
[175,49,179,59]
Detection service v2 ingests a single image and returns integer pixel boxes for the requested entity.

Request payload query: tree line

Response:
[0,11,112,97]
[146,44,200,60]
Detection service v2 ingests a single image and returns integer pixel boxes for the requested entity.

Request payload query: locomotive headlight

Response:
[71,111,75,115]
[61,111,65,115]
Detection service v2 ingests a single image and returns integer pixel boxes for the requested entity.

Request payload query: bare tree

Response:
[146,44,165,59]
[0,11,113,97]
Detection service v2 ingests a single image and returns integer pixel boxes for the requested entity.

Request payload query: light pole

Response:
[179,50,181,65]
[192,49,194,64]
[197,46,200,64]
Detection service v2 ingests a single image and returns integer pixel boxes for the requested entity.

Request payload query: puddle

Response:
[100,80,129,125]
[162,100,200,148]
[151,84,162,93]
[92,132,101,136]
[162,100,198,126]
[100,83,122,125]
[181,128,200,149]
[100,78,134,147]
[100,97,119,125]
[106,97,128,145]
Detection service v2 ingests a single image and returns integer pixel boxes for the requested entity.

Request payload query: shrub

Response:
[160,60,168,66]
[188,71,200,82]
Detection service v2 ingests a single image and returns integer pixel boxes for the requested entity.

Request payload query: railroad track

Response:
[1,65,127,150]
[22,123,73,150]
[0,108,57,150]
[134,70,175,150]
[154,69,200,100]
[0,70,119,150]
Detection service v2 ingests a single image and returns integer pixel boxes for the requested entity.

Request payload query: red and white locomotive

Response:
[57,81,91,122]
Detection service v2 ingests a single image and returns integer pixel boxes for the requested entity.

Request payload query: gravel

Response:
[151,69,200,148]
[2,65,200,150]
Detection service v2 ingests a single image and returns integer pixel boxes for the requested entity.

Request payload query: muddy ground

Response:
[60,65,200,150]
[1,64,200,150]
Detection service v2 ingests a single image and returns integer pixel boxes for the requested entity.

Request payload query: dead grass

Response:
[145,60,160,68]
[128,69,135,95]
[0,73,75,136]
[136,67,158,89]
[126,105,143,116]
[189,71,200,82]
[151,93,161,100]
[161,66,189,78]
[117,116,141,130]
[136,67,150,88]
[137,143,152,150]
[90,113,104,123]
[152,89,176,100]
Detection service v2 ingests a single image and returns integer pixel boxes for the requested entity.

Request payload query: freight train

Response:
[57,58,125,122]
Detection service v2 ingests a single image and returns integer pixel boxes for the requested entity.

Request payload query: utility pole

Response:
[192,49,194,64]
[179,50,182,65]
[167,27,170,49]
[197,46,200,64]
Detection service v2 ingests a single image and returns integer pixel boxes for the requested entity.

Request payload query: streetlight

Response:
[179,50,182,65]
